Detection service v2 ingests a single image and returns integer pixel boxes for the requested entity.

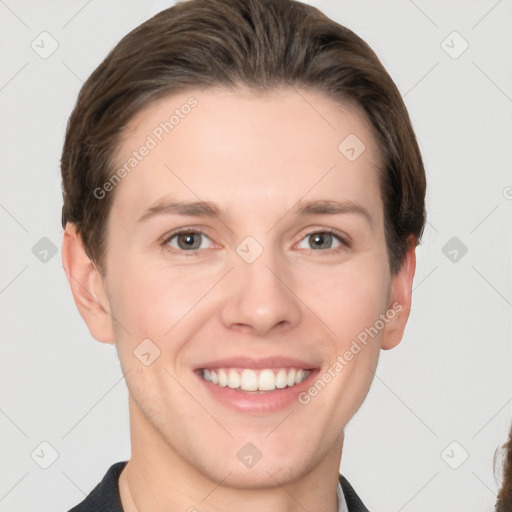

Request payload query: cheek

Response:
[107,256,219,347]
[302,259,391,345]
[298,264,388,420]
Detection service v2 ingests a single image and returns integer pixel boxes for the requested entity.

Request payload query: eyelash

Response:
[160,227,351,257]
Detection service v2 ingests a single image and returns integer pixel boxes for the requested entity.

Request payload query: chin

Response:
[208,459,308,490]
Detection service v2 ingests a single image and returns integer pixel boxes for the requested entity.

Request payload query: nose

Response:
[219,247,302,337]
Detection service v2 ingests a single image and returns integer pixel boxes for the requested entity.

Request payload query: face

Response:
[65,86,414,489]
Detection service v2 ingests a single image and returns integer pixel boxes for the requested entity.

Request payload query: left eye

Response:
[297,231,344,251]
[165,231,213,251]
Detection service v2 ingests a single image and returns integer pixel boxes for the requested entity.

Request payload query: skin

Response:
[62,86,416,512]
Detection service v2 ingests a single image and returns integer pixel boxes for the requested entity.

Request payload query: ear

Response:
[381,236,417,350]
[61,223,115,344]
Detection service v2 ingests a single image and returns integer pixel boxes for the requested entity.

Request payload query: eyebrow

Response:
[136,198,372,226]
[137,199,222,223]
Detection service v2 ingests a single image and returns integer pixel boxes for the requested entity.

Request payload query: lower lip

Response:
[195,369,319,414]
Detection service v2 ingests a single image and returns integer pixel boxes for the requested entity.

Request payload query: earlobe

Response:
[61,223,115,344]
[381,236,417,350]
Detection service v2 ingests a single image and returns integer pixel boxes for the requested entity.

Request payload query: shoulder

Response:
[66,461,127,512]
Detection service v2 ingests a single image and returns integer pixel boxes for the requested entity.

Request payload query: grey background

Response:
[1,1,511,511]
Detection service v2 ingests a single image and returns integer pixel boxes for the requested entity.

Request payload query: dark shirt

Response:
[67,461,370,512]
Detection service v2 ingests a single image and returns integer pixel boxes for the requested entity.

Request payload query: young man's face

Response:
[65,86,415,488]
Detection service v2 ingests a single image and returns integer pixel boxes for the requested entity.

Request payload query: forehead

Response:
[109,86,382,225]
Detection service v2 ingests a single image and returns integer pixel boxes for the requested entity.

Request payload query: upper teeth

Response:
[202,368,310,391]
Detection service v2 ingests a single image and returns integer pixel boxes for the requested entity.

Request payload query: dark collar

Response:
[339,473,371,512]
[66,461,126,512]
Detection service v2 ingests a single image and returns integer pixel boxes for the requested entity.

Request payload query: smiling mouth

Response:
[198,367,311,393]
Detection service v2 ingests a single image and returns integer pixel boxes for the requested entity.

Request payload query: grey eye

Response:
[167,232,212,251]
[297,232,342,250]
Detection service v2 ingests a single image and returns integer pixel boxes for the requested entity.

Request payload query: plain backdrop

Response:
[1,1,511,511]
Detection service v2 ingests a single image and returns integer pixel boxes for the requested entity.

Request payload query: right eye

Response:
[162,229,214,254]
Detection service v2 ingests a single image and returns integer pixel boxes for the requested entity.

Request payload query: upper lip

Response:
[194,356,318,371]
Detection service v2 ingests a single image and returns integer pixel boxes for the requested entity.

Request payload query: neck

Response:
[119,396,344,512]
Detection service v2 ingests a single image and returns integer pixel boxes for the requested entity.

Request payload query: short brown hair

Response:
[60,0,426,275]
[496,425,512,512]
